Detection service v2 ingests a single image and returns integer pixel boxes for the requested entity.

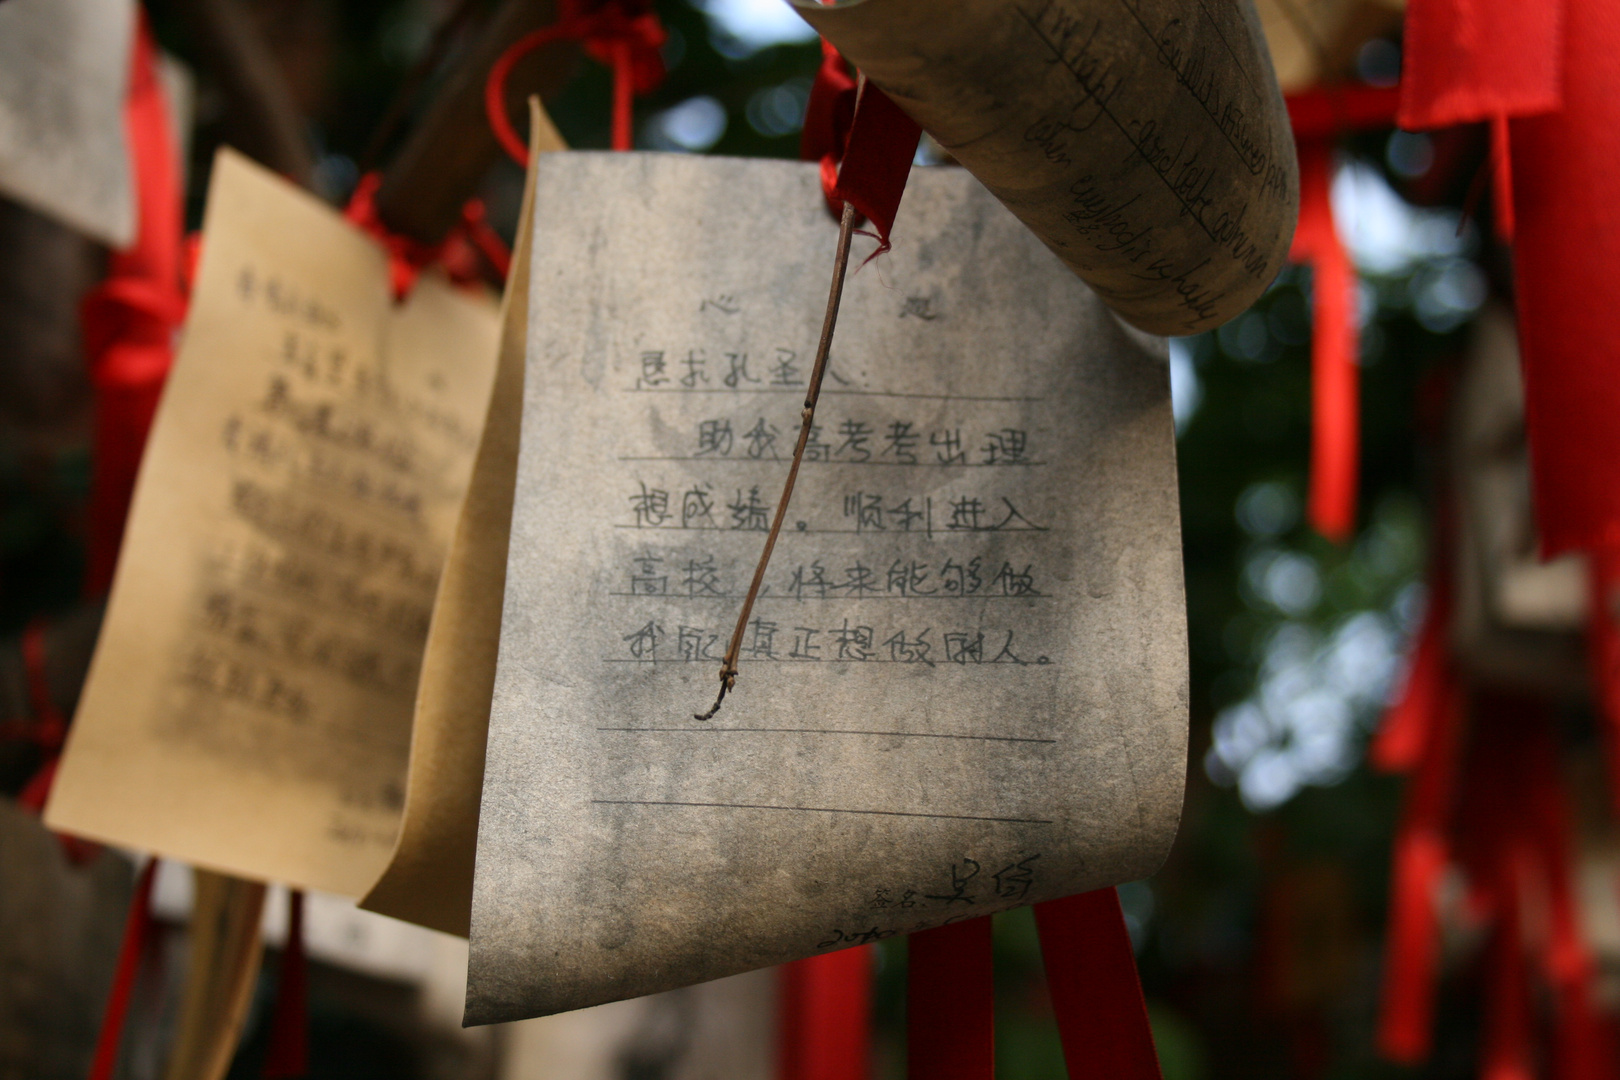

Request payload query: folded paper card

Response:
[792,0,1297,336]
[465,153,1188,1023]
[0,0,136,247]
[47,149,500,897]
[361,99,567,936]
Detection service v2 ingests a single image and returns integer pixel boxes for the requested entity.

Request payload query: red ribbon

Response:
[778,947,873,1080]
[1034,889,1163,1080]
[13,618,76,829]
[1488,115,1515,243]
[802,40,857,204]
[1278,85,1400,546]
[908,917,994,1080]
[342,172,510,300]
[485,0,667,162]
[1399,0,1620,554]
[1373,678,1462,1062]
[1285,86,1400,139]
[1369,550,1463,1063]
[1398,0,1561,131]
[1507,0,1620,558]
[1528,728,1613,1080]
[1288,139,1358,544]
[799,43,922,254]
[1383,689,1619,1075]
[88,859,159,1080]
[262,890,310,1079]
[1400,0,1620,557]
[1480,871,1535,1080]
[1369,564,1454,774]
[80,14,186,598]
[1458,698,1615,1080]
[16,619,65,753]
[1587,552,1620,821]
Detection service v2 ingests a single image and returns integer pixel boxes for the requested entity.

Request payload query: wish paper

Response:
[0,0,136,247]
[46,149,500,897]
[791,0,1296,336]
[465,154,1187,1023]
[361,100,568,936]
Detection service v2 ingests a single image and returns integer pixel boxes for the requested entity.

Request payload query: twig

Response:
[374,0,580,244]
[166,0,315,183]
[356,0,484,176]
[697,200,859,720]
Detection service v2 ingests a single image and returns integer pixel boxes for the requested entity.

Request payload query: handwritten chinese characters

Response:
[794,0,1297,334]
[817,852,1043,948]
[467,156,1187,1022]
[47,150,499,898]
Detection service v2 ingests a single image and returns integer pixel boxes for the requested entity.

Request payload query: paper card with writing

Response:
[46,149,500,897]
[791,0,1296,336]
[465,153,1187,1023]
[360,100,568,936]
[0,0,136,247]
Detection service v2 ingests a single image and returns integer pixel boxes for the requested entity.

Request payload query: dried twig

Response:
[697,200,860,720]
[375,0,580,244]
[355,0,484,176]
[166,0,315,183]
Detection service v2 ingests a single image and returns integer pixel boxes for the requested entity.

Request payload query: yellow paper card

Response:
[47,148,499,897]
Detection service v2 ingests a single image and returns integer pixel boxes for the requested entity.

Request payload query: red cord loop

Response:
[485,0,667,163]
[343,173,510,299]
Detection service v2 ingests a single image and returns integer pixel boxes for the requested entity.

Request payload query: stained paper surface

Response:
[466,154,1186,1023]
[792,0,1297,336]
[0,0,136,246]
[47,149,499,896]
[361,100,567,936]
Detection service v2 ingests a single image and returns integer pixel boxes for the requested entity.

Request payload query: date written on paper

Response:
[815,853,1042,947]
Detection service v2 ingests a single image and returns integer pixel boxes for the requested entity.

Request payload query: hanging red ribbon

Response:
[14,619,72,821]
[832,83,922,257]
[1401,0,1620,557]
[799,42,922,254]
[1285,86,1400,138]
[1488,115,1515,243]
[778,947,873,1080]
[1288,139,1358,544]
[1397,0,1556,243]
[1373,678,1463,1062]
[908,917,994,1080]
[1507,0,1620,558]
[262,890,310,1079]
[1369,546,1463,1064]
[1034,889,1164,1080]
[1586,553,1620,825]
[79,14,187,598]
[88,859,159,1080]
[1398,0,1561,131]
[1369,563,1454,774]
[1454,698,1617,1080]
[485,0,667,163]
[1278,85,1403,546]
[1527,723,1614,1080]
[801,40,857,209]
[343,172,510,299]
